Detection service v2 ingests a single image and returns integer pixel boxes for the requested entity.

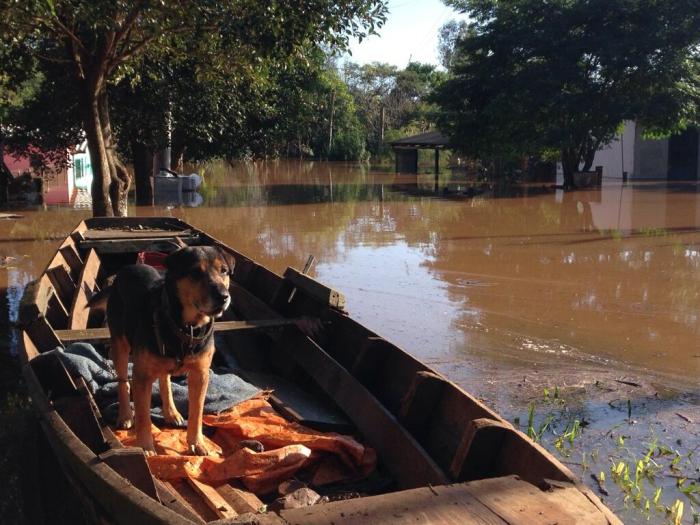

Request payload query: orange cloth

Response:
[113,398,375,495]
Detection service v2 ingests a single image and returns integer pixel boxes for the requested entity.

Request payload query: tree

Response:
[1,1,387,216]
[343,61,444,156]
[437,19,470,70]
[435,0,700,188]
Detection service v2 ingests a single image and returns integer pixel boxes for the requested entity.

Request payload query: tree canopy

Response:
[435,0,700,187]
[0,0,388,215]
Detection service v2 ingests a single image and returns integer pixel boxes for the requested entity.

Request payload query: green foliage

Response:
[435,0,700,185]
[0,0,389,212]
[343,61,445,158]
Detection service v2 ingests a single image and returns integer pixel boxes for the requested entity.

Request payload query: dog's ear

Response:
[164,247,189,276]
[217,248,236,275]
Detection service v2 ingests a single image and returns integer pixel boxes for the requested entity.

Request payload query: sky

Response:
[345,0,469,68]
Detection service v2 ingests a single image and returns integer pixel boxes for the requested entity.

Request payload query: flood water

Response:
[2,161,700,391]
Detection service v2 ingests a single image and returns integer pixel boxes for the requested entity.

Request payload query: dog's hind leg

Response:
[159,374,184,427]
[110,335,133,429]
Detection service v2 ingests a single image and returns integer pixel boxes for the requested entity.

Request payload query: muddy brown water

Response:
[1,160,699,523]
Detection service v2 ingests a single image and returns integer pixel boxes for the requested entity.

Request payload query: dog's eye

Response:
[220,266,229,275]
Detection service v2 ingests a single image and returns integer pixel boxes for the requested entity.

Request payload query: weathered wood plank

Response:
[462,475,610,525]
[156,481,206,524]
[187,478,238,519]
[280,482,508,525]
[283,267,346,311]
[99,448,160,501]
[398,371,447,442]
[54,318,309,343]
[229,282,448,489]
[59,244,83,278]
[215,484,264,515]
[82,229,195,240]
[47,263,76,308]
[450,418,511,481]
[69,248,100,330]
[79,236,199,254]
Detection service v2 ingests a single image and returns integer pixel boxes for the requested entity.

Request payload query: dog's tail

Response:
[85,275,115,311]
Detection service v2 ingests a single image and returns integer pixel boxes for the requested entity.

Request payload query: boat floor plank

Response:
[215,484,264,515]
[169,479,219,522]
[157,481,206,524]
[238,370,353,433]
[187,477,238,519]
[280,482,508,525]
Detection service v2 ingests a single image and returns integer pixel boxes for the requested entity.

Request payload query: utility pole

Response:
[328,89,336,159]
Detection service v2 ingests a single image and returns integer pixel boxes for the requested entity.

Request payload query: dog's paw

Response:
[187,442,211,456]
[116,414,134,430]
[136,439,157,456]
[163,408,185,427]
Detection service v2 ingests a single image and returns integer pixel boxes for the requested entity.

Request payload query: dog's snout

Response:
[212,287,230,305]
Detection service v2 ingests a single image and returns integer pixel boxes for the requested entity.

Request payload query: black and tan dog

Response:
[97,246,234,456]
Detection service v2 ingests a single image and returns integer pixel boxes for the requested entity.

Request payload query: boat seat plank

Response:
[229,282,449,489]
[79,236,199,254]
[99,448,160,501]
[280,482,508,525]
[54,318,308,343]
[81,229,196,240]
[69,248,101,330]
[462,475,610,525]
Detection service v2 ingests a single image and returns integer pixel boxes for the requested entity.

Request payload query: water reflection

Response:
[1,162,699,387]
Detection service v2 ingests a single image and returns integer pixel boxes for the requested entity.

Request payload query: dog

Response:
[95,245,235,456]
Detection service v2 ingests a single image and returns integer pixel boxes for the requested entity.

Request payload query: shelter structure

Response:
[390,131,450,174]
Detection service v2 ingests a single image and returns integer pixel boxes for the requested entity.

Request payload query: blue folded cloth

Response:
[39,342,260,426]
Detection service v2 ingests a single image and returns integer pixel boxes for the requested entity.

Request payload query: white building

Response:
[557,121,700,182]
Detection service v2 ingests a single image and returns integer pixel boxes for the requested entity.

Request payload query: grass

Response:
[515,385,700,525]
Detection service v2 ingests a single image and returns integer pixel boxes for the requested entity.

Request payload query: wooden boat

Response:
[19,217,621,525]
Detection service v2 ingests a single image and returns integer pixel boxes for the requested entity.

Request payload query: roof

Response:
[389,130,450,148]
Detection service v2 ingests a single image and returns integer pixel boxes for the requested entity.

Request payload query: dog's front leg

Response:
[159,374,185,427]
[186,360,211,456]
[132,367,157,456]
[110,335,133,429]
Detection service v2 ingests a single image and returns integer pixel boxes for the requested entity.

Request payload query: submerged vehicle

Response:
[19,217,621,524]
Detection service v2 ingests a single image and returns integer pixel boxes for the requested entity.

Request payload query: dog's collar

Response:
[153,287,214,364]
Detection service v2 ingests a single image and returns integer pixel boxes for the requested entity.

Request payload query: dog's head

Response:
[164,246,235,324]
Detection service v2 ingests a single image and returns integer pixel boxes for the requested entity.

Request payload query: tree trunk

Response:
[82,91,113,217]
[0,133,13,204]
[561,147,579,189]
[98,90,129,216]
[132,140,154,206]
